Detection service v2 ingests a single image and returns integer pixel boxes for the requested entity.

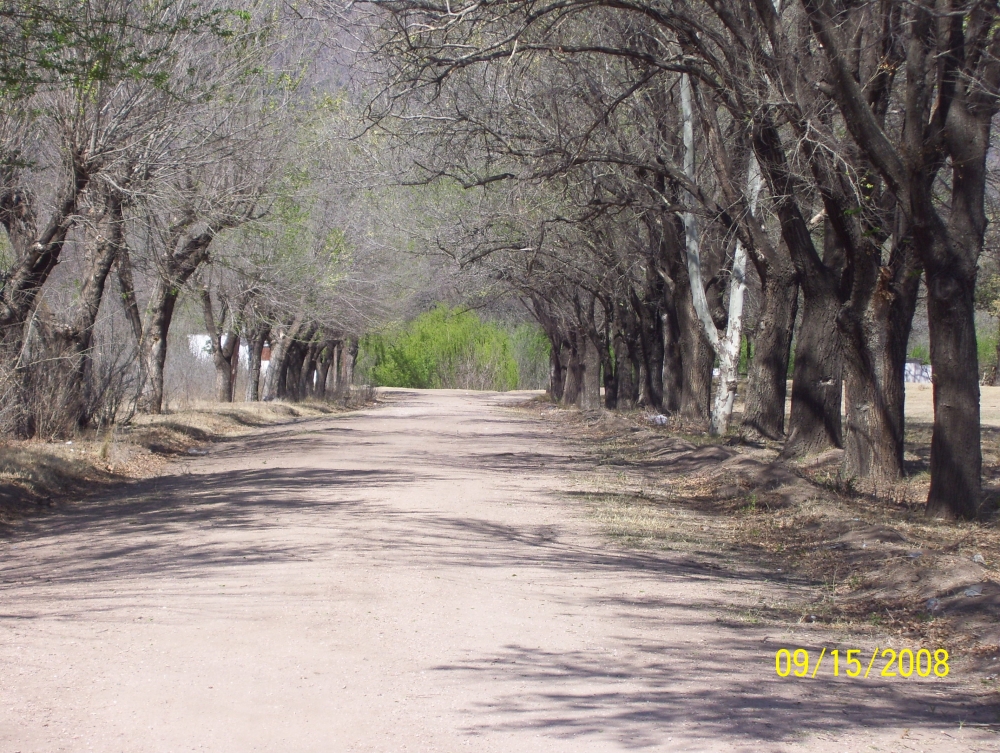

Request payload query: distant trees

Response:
[204,102,428,404]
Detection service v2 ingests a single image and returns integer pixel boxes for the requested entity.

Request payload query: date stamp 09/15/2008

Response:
[774,647,950,679]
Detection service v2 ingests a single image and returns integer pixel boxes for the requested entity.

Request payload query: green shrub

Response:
[907,344,930,365]
[910,328,996,377]
[739,335,753,376]
[979,330,997,373]
[509,323,550,390]
[357,305,522,391]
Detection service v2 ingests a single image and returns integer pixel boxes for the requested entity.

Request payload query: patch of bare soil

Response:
[514,397,1000,689]
[0,393,375,529]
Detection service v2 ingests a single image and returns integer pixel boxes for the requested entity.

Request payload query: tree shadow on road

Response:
[2,395,997,749]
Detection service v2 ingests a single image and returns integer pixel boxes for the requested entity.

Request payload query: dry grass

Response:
[0,391,377,528]
[515,394,1000,677]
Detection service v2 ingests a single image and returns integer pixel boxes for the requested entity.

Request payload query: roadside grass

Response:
[0,391,377,528]
[514,396,1000,679]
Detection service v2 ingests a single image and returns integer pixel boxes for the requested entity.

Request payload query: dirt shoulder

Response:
[0,397,370,529]
[513,397,1000,676]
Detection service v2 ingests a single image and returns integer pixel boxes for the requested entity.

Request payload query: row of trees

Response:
[0,0,424,437]
[5,0,998,520]
[356,0,1000,519]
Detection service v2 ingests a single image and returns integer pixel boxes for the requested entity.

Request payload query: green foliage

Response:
[739,335,753,376]
[0,0,252,98]
[976,273,1000,317]
[509,323,550,390]
[911,327,999,378]
[978,329,997,374]
[908,344,930,365]
[357,306,522,391]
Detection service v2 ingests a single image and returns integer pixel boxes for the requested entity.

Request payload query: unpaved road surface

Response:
[2,390,997,752]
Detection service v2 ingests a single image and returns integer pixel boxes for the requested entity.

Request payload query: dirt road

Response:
[1,390,996,752]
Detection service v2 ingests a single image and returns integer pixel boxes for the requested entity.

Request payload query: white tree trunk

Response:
[680,73,761,436]
[711,242,748,435]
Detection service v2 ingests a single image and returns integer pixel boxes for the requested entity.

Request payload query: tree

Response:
[797,0,997,517]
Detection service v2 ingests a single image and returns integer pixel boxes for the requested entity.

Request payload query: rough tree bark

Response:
[118,224,216,414]
[692,85,799,440]
[200,287,240,403]
[680,73,763,435]
[0,154,96,435]
[741,268,798,440]
[261,315,304,401]
[38,191,125,433]
[562,329,582,406]
[783,273,844,457]
[548,338,566,402]
[579,334,602,411]
[0,155,94,352]
[632,288,665,410]
[315,340,336,400]
[799,0,999,517]
[244,325,269,402]
[840,235,921,484]
[753,124,845,457]
[531,296,567,401]
[614,320,637,409]
[594,302,617,410]
[296,332,321,399]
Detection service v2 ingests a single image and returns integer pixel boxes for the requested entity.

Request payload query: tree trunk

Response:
[840,228,921,484]
[660,306,682,413]
[138,281,181,414]
[602,365,618,409]
[213,344,233,402]
[200,288,239,403]
[284,342,305,401]
[709,239,748,436]
[344,338,358,390]
[924,254,982,518]
[750,122,847,457]
[796,0,991,516]
[0,157,93,355]
[742,268,798,440]
[316,343,333,400]
[782,282,843,457]
[261,316,303,401]
[579,334,602,411]
[632,288,664,410]
[921,105,990,518]
[297,335,320,399]
[599,320,618,410]
[615,326,637,409]
[562,330,582,406]
[679,321,713,423]
[331,342,344,396]
[245,327,268,402]
[677,120,762,436]
[135,230,215,414]
[47,197,124,432]
[230,336,240,401]
[548,336,566,401]
[674,266,713,423]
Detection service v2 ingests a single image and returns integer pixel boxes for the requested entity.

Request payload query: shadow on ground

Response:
[2,392,997,749]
